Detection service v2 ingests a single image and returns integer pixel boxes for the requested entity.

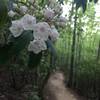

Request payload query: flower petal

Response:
[21,14,36,30]
[20,6,28,14]
[43,8,55,20]
[28,39,47,54]
[8,10,16,17]
[9,20,24,37]
[33,22,52,41]
[50,25,59,42]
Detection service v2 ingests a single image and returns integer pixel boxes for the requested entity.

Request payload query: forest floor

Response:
[0,68,85,100]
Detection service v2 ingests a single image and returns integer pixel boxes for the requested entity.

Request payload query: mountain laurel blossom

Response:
[58,16,66,23]
[9,14,36,37]
[28,39,47,54]
[9,20,24,37]
[8,10,16,17]
[56,16,66,27]
[13,3,18,9]
[19,6,28,14]
[28,0,35,4]
[33,22,52,41]
[50,25,59,42]
[21,14,36,30]
[43,8,55,20]
[8,1,66,55]
[56,22,66,27]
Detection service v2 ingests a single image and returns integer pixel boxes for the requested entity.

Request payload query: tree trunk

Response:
[68,7,78,87]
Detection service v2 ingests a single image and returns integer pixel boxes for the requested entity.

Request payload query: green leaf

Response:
[0,31,33,64]
[28,52,42,68]
[46,39,57,58]
[58,0,64,4]
[39,0,48,7]
[9,31,33,55]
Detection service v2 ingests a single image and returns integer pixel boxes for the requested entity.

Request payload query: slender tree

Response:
[68,5,78,87]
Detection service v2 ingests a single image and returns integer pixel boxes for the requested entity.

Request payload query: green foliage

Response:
[28,52,42,68]
[74,0,99,12]
[55,0,100,98]
[9,31,33,55]
[75,60,100,96]
[46,39,57,58]
[0,43,12,64]
[0,0,8,28]
[0,31,33,64]
[39,0,48,7]
[0,0,100,99]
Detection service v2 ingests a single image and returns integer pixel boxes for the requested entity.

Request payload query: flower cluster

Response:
[43,8,55,20]
[28,39,47,54]
[50,25,59,42]
[8,0,67,54]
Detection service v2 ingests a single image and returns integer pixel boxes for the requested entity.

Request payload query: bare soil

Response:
[43,71,85,100]
[0,67,85,100]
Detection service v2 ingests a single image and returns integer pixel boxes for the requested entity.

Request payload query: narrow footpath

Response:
[43,71,85,100]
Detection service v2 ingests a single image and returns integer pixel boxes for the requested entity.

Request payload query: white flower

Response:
[8,10,16,17]
[48,0,56,4]
[43,8,55,20]
[20,6,28,14]
[56,22,66,27]
[56,16,66,27]
[33,22,52,41]
[28,0,35,4]
[9,20,24,37]
[28,39,47,54]
[13,3,18,9]
[30,6,35,10]
[50,25,59,42]
[21,14,36,30]
[58,16,66,23]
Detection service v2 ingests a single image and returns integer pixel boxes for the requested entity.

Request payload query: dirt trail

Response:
[43,71,84,100]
